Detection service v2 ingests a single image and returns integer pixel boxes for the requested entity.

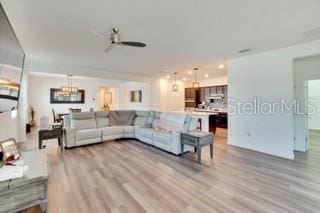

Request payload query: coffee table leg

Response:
[210,144,213,159]
[196,147,201,163]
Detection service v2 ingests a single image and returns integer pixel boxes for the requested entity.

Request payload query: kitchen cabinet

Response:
[185,88,200,108]
[215,112,228,129]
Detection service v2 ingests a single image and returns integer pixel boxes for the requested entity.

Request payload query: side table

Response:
[39,125,63,151]
[181,131,214,163]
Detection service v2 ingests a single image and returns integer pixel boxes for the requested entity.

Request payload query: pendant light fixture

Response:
[192,68,200,88]
[172,72,179,92]
[61,75,79,95]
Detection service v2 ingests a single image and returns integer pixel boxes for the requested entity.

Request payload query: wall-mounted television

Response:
[0,3,25,113]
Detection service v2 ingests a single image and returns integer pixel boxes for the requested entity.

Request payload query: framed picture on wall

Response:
[50,88,85,104]
[104,92,112,104]
[130,90,142,102]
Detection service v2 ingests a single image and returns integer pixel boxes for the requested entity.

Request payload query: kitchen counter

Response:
[194,109,228,113]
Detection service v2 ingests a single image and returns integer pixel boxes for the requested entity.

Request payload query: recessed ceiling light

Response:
[188,70,192,75]
[218,64,224,69]
[205,74,209,78]
[183,78,187,81]
[166,75,171,79]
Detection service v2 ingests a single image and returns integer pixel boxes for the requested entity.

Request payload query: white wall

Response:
[0,111,18,141]
[198,76,228,87]
[308,79,320,130]
[119,81,150,110]
[228,39,320,159]
[149,78,187,112]
[28,74,122,123]
[17,65,28,141]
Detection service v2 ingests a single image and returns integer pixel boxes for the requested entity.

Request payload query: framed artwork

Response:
[50,88,85,104]
[104,92,112,104]
[130,90,142,103]
[0,138,20,161]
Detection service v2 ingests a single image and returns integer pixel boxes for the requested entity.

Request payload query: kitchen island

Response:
[186,111,218,133]
[186,110,228,133]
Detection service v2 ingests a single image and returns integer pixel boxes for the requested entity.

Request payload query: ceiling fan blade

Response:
[104,44,114,52]
[91,30,109,40]
[120,41,146,47]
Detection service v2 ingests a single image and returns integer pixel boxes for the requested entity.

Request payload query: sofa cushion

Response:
[75,129,101,141]
[95,111,109,117]
[135,127,153,138]
[123,126,135,134]
[154,111,161,119]
[70,112,97,130]
[134,116,152,128]
[95,111,110,128]
[188,117,199,131]
[135,111,151,117]
[182,116,191,132]
[158,112,186,132]
[152,118,161,129]
[134,111,153,128]
[101,126,123,136]
[109,110,135,125]
[153,131,171,151]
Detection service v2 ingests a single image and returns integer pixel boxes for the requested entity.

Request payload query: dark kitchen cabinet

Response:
[215,112,228,129]
[185,88,200,108]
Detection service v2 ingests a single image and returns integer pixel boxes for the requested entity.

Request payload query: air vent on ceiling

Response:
[302,27,320,39]
[238,48,252,54]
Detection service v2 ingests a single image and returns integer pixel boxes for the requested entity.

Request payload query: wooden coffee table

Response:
[181,131,214,163]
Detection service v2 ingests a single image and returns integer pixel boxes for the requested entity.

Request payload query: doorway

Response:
[306,80,320,152]
[97,87,118,110]
[293,55,320,153]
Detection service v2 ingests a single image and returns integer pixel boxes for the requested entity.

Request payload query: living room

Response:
[1,0,320,212]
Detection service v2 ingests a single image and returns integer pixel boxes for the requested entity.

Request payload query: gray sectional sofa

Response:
[63,110,199,155]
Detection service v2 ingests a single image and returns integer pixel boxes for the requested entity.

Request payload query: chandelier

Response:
[60,75,79,95]
[192,68,200,88]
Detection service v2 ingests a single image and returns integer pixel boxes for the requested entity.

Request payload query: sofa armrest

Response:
[64,127,76,148]
[170,131,182,154]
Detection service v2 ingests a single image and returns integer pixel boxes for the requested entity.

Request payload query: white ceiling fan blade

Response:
[91,30,108,40]
[104,44,114,52]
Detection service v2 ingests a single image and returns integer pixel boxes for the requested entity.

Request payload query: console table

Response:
[0,150,48,212]
[181,131,214,163]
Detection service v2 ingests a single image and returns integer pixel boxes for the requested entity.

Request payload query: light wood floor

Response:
[21,130,320,213]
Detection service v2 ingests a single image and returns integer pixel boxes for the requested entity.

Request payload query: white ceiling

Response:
[1,0,320,81]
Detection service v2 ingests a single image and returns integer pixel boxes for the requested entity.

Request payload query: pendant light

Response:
[192,68,200,88]
[61,75,79,95]
[172,72,179,92]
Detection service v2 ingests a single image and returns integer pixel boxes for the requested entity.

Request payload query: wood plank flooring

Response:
[21,130,320,213]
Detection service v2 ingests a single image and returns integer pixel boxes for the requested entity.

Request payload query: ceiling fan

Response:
[92,28,147,52]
